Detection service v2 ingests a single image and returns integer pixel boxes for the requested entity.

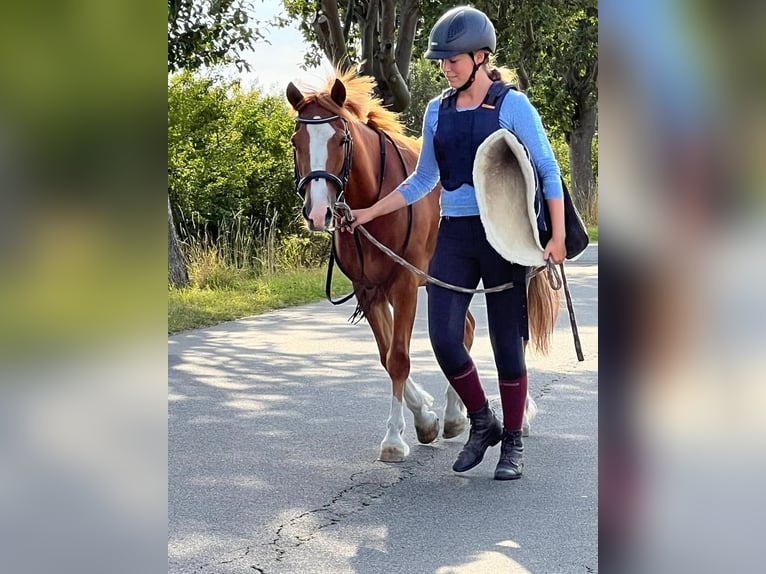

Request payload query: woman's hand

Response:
[338,190,407,233]
[543,236,567,265]
[339,207,373,233]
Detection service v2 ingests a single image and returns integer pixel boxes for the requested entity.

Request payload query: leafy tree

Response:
[168,0,262,73]
[280,0,428,111]
[477,0,598,221]
[168,73,298,235]
[400,57,445,136]
[168,0,266,285]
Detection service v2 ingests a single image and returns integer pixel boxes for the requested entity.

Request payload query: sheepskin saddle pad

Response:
[473,128,547,267]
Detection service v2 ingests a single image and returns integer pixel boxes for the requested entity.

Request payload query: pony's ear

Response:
[286,82,304,110]
[330,78,346,107]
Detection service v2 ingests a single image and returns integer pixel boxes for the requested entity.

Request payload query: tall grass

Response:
[169,213,356,333]
[176,212,331,289]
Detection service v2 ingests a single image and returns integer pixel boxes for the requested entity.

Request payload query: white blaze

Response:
[306,118,335,228]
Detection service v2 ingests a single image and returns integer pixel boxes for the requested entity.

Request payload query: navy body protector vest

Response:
[434,81,513,191]
[434,81,548,236]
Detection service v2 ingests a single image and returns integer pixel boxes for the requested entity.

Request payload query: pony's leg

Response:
[443,385,467,438]
[520,338,538,437]
[365,299,411,462]
[403,377,439,444]
[443,311,475,438]
[382,275,439,457]
[391,279,439,450]
[380,394,410,462]
[522,393,538,437]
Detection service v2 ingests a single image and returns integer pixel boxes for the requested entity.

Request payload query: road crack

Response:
[250,455,433,572]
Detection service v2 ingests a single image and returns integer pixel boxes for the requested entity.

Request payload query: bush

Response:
[178,211,334,289]
[168,71,300,235]
[277,232,332,269]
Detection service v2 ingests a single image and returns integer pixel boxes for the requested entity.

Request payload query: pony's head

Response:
[286,78,351,231]
[286,69,410,232]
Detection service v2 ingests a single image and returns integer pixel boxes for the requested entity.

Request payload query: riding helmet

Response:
[424,6,496,60]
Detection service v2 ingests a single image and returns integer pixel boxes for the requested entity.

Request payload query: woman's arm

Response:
[501,91,567,262]
[342,189,407,231]
[501,91,564,201]
[544,197,566,263]
[343,99,441,232]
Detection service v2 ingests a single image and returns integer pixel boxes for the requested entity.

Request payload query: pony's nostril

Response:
[302,204,311,220]
[324,207,333,225]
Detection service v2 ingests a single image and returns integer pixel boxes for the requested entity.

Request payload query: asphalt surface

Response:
[169,245,598,574]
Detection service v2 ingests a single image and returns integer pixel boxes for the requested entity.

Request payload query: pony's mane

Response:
[297,68,416,148]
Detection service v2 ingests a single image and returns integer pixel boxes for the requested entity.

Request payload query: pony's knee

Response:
[386,349,410,382]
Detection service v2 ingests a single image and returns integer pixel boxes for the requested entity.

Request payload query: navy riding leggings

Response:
[426,216,528,380]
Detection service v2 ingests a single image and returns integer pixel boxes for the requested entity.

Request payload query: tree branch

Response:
[312,9,335,63]
[379,0,410,111]
[320,0,350,67]
[517,60,530,92]
[395,0,419,80]
[361,0,378,78]
[342,0,355,39]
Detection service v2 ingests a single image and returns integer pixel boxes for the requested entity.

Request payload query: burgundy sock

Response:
[499,373,528,430]
[447,361,487,413]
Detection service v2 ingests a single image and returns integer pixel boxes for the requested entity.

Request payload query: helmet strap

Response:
[456,51,480,92]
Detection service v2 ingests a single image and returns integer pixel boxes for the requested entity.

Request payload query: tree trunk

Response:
[379,0,410,111]
[360,0,378,78]
[319,0,349,65]
[395,0,419,81]
[568,101,597,223]
[168,196,189,288]
[311,0,414,112]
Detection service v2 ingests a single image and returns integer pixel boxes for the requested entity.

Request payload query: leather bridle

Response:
[292,114,353,204]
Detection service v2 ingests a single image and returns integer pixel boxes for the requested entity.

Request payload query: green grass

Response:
[169,215,598,335]
[168,268,353,334]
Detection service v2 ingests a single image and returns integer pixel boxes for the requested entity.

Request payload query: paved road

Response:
[169,245,598,574]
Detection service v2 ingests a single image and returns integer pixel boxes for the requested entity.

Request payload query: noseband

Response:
[293,114,353,203]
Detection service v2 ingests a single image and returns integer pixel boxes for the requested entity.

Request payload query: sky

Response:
[224,0,334,95]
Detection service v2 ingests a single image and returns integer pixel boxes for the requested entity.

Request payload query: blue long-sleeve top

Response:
[398,88,563,216]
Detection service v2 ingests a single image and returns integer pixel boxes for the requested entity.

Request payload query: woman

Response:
[343,6,566,480]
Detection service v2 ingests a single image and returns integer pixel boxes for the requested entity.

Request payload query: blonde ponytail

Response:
[481,52,517,84]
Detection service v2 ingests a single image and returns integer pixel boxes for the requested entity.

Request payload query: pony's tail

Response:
[527,272,561,355]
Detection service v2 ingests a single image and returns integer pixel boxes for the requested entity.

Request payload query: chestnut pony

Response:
[286,70,556,461]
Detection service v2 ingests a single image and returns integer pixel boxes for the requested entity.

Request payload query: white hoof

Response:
[443,415,468,439]
[379,441,410,462]
[415,411,440,444]
[523,395,538,437]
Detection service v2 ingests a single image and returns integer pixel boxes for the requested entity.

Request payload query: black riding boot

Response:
[452,402,503,472]
[494,429,524,480]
